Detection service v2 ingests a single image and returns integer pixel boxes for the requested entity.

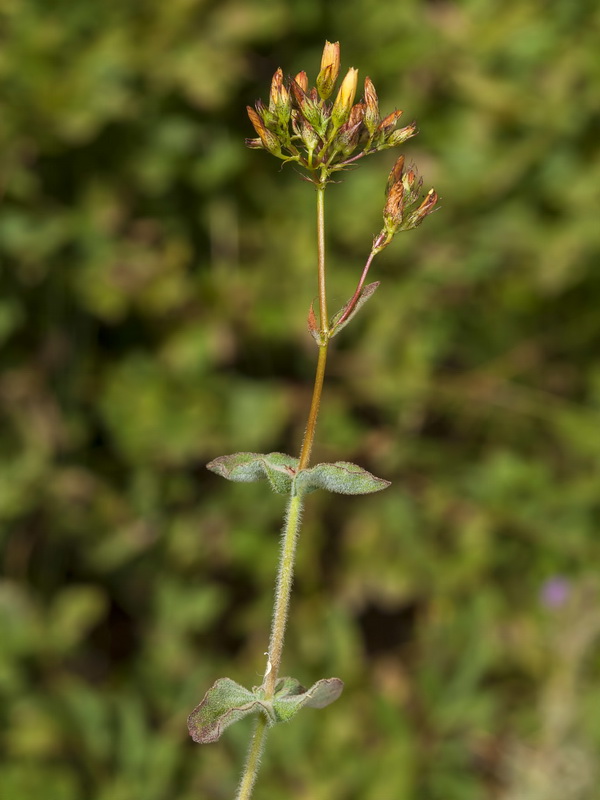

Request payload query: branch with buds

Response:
[188,41,439,800]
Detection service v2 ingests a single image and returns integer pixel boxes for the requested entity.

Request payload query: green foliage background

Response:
[2,0,600,798]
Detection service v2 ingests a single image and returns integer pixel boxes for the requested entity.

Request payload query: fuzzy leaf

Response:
[207,452,298,494]
[187,676,344,743]
[271,677,344,723]
[330,282,380,338]
[294,461,390,495]
[187,678,264,744]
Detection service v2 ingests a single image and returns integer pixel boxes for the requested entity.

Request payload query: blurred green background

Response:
[2,0,600,798]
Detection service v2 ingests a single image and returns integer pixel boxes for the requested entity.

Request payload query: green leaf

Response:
[271,677,344,722]
[329,282,380,338]
[294,461,390,495]
[187,678,264,744]
[206,452,298,494]
[187,676,344,743]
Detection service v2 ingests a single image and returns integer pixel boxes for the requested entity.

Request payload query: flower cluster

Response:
[246,41,438,242]
[377,154,439,246]
[246,41,419,179]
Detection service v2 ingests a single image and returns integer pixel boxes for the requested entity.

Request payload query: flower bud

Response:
[294,71,309,93]
[386,121,418,147]
[269,68,291,126]
[377,109,403,137]
[363,77,380,135]
[386,154,405,192]
[291,79,324,133]
[299,118,319,152]
[384,181,404,230]
[316,40,340,100]
[335,102,366,156]
[247,106,282,156]
[405,189,439,229]
[331,67,358,128]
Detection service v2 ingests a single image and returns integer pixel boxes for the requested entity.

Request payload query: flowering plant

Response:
[187,41,438,799]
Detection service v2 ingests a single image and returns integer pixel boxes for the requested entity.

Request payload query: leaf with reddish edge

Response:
[187,678,265,744]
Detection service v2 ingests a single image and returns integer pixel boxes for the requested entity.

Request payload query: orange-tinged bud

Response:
[363,77,380,134]
[316,40,340,100]
[384,181,404,222]
[407,189,439,228]
[332,67,358,127]
[348,101,366,127]
[269,68,290,123]
[247,106,281,155]
[377,109,403,135]
[386,154,405,193]
[294,71,309,93]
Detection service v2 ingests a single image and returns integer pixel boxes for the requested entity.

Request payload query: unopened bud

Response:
[299,118,319,152]
[386,122,418,147]
[335,102,366,156]
[294,71,309,93]
[384,180,404,227]
[331,67,358,128]
[269,68,291,126]
[402,167,421,196]
[377,109,403,137]
[347,101,366,128]
[291,79,324,133]
[316,40,340,100]
[247,106,282,156]
[386,154,405,193]
[363,77,380,135]
[406,189,439,228]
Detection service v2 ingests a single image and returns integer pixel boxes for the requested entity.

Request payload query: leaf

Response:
[187,678,264,744]
[329,282,380,338]
[294,461,390,495]
[271,677,344,722]
[187,676,344,743]
[206,452,298,494]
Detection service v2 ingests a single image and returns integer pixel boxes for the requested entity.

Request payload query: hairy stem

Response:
[236,716,268,800]
[263,493,304,696]
[236,177,330,800]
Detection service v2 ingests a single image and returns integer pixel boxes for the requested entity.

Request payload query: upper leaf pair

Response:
[207,452,390,496]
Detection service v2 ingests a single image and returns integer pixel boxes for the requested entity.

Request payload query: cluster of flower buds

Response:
[246,41,420,178]
[376,154,438,247]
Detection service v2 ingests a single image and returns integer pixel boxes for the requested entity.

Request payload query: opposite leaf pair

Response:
[207,451,391,496]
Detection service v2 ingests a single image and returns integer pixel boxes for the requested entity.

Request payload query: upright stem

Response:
[236,177,330,800]
[298,179,329,471]
[236,716,268,800]
[316,181,328,332]
[262,493,304,697]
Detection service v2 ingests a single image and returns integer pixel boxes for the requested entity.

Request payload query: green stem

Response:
[263,493,304,697]
[235,716,268,800]
[298,177,329,471]
[236,175,330,799]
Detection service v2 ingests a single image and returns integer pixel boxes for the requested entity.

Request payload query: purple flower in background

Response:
[540,576,571,609]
